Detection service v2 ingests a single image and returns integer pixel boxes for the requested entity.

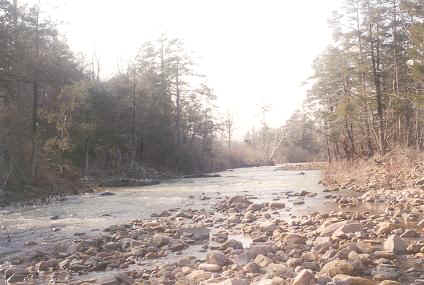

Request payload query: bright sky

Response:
[33,0,339,138]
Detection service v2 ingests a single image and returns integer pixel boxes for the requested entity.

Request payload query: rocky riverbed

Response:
[2,166,424,284]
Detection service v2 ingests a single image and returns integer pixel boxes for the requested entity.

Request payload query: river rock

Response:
[175,209,193,218]
[383,235,406,254]
[228,214,241,223]
[333,274,376,285]
[266,263,293,278]
[229,196,252,208]
[400,229,419,238]
[284,233,305,245]
[244,211,257,222]
[320,259,354,277]
[248,203,266,212]
[287,258,303,268]
[243,262,261,273]
[356,241,377,254]
[199,263,222,272]
[313,236,332,253]
[260,221,278,233]
[213,232,229,243]
[319,221,348,236]
[115,272,134,284]
[376,222,395,236]
[178,256,197,267]
[207,251,231,266]
[186,270,212,283]
[269,202,285,209]
[97,276,120,285]
[252,279,273,285]
[36,259,58,272]
[99,191,115,196]
[246,243,274,259]
[170,239,186,251]
[373,264,400,281]
[222,239,243,250]
[255,254,273,267]
[151,210,171,217]
[152,234,171,247]
[332,223,362,238]
[103,241,121,251]
[181,226,210,241]
[292,269,316,285]
[6,269,28,283]
[217,279,249,285]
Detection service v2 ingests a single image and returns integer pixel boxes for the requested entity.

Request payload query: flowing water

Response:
[0,166,336,261]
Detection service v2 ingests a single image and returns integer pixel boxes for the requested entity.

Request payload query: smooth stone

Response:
[293,269,316,285]
[320,259,354,277]
[333,274,377,285]
[383,235,406,254]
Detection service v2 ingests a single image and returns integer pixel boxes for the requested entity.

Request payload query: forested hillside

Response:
[0,1,263,197]
[240,0,424,164]
[304,0,424,161]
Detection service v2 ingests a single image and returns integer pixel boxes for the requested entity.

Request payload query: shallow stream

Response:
[0,166,338,262]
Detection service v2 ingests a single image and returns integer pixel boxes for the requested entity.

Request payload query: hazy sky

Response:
[34,0,339,137]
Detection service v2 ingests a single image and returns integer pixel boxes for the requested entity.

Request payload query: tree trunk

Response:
[131,68,137,167]
[370,23,385,155]
[416,102,420,151]
[84,137,89,177]
[176,60,181,147]
[30,8,40,180]
[356,1,373,157]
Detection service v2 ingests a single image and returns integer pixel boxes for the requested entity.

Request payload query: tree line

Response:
[244,0,424,164]
[304,0,424,161]
[0,1,256,193]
